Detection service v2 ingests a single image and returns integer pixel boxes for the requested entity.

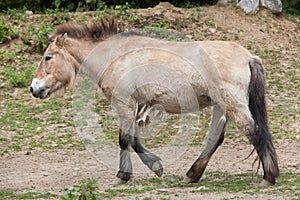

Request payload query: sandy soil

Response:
[0,139,299,199]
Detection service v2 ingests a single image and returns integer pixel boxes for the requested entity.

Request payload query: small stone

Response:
[196,186,206,190]
[26,10,33,15]
[186,35,193,39]
[158,188,168,192]
[209,28,216,34]
[83,134,95,144]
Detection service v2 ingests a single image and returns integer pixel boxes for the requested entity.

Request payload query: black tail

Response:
[248,57,279,184]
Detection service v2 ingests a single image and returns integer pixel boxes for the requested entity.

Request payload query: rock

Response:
[209,28,217,34]
[218,0,237,6]
[151,2,176,16]
[196,186,207,190]
[261,0,282,14]
[238,0,260,14]
[186,35,193,39]
[220,0,282,14]
[154,2,175,9]
[82,134,95,144]
[25,10,33,15]
[158,188,168,192]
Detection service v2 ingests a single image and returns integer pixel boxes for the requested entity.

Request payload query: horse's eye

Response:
[45,56,53,62]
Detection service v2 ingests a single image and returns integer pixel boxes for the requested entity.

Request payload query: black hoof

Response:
[263,177,276,185]
[151,160,163,177]
[184,176,199,183]
[116,170,132,182]
[260,179,274,186]
[154,168,163,177]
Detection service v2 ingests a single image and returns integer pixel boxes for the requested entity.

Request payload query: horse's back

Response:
[100,37,254,114]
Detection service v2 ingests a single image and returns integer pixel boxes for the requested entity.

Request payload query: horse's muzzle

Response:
[30,78,49,99]
[30,86,48,99]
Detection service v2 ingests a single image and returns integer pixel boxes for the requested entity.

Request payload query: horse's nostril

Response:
[30,87,33,93]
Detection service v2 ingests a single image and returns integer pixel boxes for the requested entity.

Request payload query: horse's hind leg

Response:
[230,103,279,184]
[185,104,227,183]
[117,127,133,183]
[131,123,163,177]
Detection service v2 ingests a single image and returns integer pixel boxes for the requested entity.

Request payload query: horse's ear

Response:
[56,32,68,46]
[62,32,67,39]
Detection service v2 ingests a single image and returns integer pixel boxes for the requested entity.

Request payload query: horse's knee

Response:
[119,129,132,150]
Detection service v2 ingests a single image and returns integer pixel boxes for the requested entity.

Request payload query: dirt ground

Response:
[1,139,299,199]
[0,2,299,200]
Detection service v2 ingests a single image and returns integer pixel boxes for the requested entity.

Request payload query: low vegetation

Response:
[1,171,299,199]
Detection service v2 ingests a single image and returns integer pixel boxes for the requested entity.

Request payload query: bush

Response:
[63,179,98,200]
[0,0,299,15]
[0,19,19,44]
[0,0,39,12]
[4,65,36,88]
[0,0,219,12]
[28,25,55,52]
[283,0,300,15]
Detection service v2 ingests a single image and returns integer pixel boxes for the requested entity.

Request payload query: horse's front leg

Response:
[131,123,163,177]
[185,104,227,183]
[117,128,133,183]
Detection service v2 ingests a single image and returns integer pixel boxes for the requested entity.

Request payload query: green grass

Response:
[59,172,300,199]
[4,65,36,88]
[254,47,300,142]
[63,178,98,200]
[98,187,157,198]
[0,191,56,199]
[1,172,300,199]
[0,92,84,154]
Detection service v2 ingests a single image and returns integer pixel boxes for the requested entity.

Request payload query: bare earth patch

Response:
[0,139,299,199]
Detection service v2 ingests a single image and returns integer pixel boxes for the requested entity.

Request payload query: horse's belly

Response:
[135,85,211,114]
[159,96,211,114]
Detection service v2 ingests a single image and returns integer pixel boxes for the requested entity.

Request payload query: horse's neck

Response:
[65,39,100,65]
[65,38,103,82]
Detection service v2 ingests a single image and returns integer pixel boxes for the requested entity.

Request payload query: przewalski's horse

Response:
[30,19,279,185]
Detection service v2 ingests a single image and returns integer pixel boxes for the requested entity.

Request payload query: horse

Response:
[30,18,279,185]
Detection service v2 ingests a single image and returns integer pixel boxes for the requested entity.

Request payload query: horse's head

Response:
[30,32,78,99]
